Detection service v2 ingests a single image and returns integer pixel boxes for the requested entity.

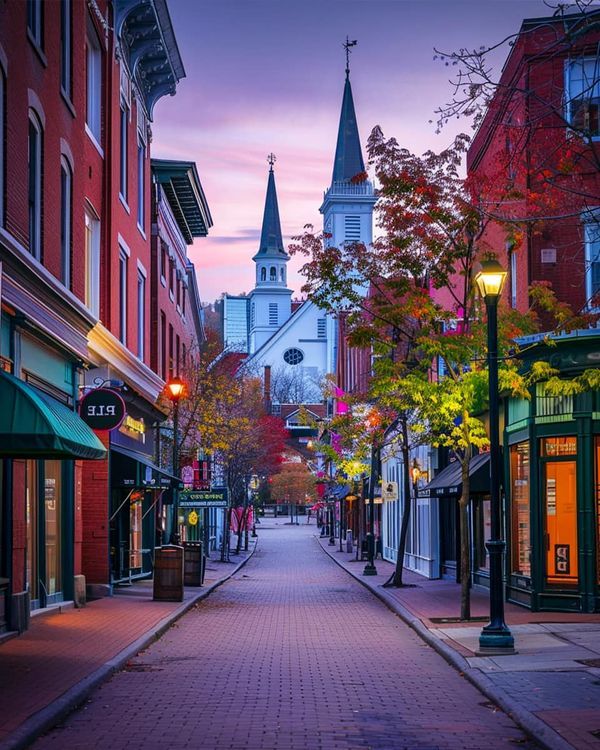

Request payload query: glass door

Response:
[44,461,62,598]
[543,459,578,587]
[26,460,39,605]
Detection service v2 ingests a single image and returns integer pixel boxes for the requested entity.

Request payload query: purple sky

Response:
[152,0,555,303]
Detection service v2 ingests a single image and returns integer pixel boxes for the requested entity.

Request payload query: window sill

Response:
[60,89,76,118]
[85,125,104,158]
[27,30,47,67]
[119,194,130,214]
[160,275,167,288]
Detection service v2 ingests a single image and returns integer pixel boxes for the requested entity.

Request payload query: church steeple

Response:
[254,153,287,259]
[331,38,365,185]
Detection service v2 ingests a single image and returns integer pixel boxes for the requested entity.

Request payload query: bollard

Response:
[346,529,353,553]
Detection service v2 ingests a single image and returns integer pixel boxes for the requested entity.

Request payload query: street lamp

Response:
[363,443,378,576]
[475,260,514,653]
[166,375,185,545]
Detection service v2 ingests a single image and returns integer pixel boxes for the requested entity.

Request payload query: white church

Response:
[237,63,375,403]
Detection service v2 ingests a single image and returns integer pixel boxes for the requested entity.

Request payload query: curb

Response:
[0,541,258,750]
[317,537,574,750]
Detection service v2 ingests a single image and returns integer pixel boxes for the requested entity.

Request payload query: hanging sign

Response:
[179,487,228,508]
[382,481,398,501]
[188,510,199,526]
[79,389,126,431]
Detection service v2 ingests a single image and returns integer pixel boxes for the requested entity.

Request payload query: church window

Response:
[260,267,266,281]
[251,302,255,327]
[269,303,278,326]
[270,266,276,281]
[317,319,326,338]
[283,348,304,365]
[280,268,285,282]
[344,215,361,242]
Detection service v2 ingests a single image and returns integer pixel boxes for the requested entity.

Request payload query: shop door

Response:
[440,499,458,580]
[26,460,39,606]
[543,460,578,588]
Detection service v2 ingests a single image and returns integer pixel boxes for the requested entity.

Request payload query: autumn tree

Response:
[270,462,317,517]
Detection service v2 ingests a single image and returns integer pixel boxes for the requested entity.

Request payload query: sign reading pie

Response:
[79,388,126,431]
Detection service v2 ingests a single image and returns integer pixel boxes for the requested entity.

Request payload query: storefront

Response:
[0,368,106,631]
[505,332,600,613]
[421,453,491,584]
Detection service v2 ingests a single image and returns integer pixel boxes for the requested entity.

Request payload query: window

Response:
[585,216,600,308]
[176,272,181,309]
[344,215,361,241]
[283,348,303,365]
[60,158,72,289]
[137,270,145,360]
[510,247,517,309]
[60,0,71,98]
[270,266,276,281]
[169,259,174,297]
[182,286,186,317]
[119,105,128,201]
[84,210,100,315]
[160,312,167,380]
[168,324,174,377]
[0,69,5,228]
[27,0,43,49]
[280,267,285,283]
[176,334,180,376]
[137,135,145,229]
[119,248,128,344]
[268,302,278,326]
[28,112,43,260]
[86,21,101,145]
[317,318,326,338]
[160,243,167,282]
[260,266,266,282]
[510,441,531,577]
[251,302,255,328]
[182,344,187,369]
[566,57,600,138]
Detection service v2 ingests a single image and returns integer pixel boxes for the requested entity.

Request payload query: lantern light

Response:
[474,259,508,302]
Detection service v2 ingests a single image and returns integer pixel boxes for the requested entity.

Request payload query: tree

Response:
[270,462,317,515]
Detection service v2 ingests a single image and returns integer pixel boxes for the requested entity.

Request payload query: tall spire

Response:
[256,154,286,257]
[332,40,365,184]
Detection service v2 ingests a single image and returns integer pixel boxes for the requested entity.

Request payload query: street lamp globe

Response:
[166,375,185,402]
[474,259,508,302]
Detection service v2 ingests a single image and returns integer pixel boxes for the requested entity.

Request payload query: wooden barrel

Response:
[153,545,184,601]
[183,542,204,587]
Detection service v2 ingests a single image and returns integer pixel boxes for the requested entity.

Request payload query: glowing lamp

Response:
[474,259,507,303]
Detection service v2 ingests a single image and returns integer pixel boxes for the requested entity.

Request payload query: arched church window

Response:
[260,267,266,281]
[270,266,276,281]
[283,348,304,365]
[280,268,285,282]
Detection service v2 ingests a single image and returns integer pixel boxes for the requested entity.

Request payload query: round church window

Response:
[283,348,304,365]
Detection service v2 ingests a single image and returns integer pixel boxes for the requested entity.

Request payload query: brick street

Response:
[33,522,537,750]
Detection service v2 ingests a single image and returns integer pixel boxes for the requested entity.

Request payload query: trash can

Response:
[153,545,184,601]
[183,541,204,587]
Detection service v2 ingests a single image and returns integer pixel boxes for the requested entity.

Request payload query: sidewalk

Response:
[318,536,600,750]
[0,545,256,750]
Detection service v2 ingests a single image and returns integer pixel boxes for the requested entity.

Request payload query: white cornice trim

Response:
[88,323,165,403]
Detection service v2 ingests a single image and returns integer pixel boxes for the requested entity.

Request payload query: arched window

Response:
[270,266,276,281]
[28,110,43,260]
[260,266,266,281]
[60,156,72,288]
[280,267,285,282]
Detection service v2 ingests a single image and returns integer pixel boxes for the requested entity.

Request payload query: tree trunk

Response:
[459,457,471,621]
[384,417,412,588]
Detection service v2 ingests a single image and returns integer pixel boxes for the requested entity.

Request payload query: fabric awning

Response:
[0,370,107,460]
[110,445,182,489]
[421,453,490,498]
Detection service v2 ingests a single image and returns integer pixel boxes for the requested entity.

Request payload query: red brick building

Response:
[0,0,211,629]
[468,9,600,315]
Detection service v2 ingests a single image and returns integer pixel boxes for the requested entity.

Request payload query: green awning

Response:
[0,370,107,460]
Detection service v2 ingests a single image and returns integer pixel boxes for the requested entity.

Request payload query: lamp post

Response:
[363,443,378,576]
[166,375,185,545]
[475,260,515,653]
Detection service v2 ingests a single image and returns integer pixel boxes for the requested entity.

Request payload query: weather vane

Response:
[267,153,276,171]
[343,36,357,79]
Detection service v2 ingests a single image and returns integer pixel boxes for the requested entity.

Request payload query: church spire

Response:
[332,39,365,185]
[255,153,287,258]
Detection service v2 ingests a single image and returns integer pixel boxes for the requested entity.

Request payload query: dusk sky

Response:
[152,0,561,303]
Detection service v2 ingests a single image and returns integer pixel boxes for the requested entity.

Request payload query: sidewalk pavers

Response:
[0,545,255,750]
[318,536,600,750]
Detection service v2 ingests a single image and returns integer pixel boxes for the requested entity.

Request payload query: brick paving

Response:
[33,522,536,750]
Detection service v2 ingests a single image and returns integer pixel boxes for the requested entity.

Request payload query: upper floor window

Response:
[0,70,5,228]
[509,246,517,309]
[270,266,276,281]
[28,111,43,261]
[160,242,167,282]
[566,56,600,138]
[60,158,72,289]
[84,210,100,316]
[119,247,128,344]
[317,318,326,338]
[160,312,167,380]
[86,20,102,146]
[260,266,266,282]
[585,215,600,308]
[268,302,278,326]
[344,215,361,242]
[280,267,285,283]
[27,0,43,49]
[176,272,181,309]
[137,133,145,230]
[119,104,128,202]
[60,0,71,98]
[137,269,145,360]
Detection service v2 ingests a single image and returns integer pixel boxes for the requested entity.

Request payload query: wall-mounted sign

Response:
[79,389,126,431]
[381,482,398,502]
[554,544,570,575]
[179,487,228,508]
